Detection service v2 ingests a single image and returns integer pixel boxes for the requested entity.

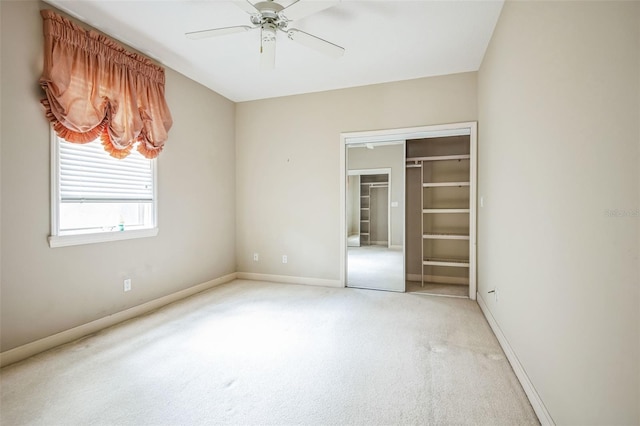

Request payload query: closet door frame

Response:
[340,122,477,299]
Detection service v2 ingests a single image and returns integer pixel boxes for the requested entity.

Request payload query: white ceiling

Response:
[43,0,504,102]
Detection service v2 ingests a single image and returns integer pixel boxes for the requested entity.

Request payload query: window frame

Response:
[49,129,159,248]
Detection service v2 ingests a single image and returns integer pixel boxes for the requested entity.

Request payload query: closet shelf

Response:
[423,182,470,188]
[406,154,471,163]
[423,233,470,240]
[358,174,389,247]
[423,208,470,214]
[423,258,470,268]
[408,134,475,290]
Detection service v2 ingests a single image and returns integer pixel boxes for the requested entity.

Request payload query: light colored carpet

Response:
[347,246,404,291]
[0,279,538,425]
[406,281,470,298]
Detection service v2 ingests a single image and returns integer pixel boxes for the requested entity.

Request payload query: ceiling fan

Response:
[185,0,345,69]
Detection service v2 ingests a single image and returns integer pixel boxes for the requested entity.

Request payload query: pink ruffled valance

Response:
[39,10,172,159]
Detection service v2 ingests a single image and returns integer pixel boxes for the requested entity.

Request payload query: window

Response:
[49,131,158,248]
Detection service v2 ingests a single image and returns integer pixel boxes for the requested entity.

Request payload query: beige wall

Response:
[370,187,388,244]
[478,1,640,423]
[235,73,477,279]
[347,144,404,247]
[0,1,236,352]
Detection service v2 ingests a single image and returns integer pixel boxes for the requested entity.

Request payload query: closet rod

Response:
[406,154,470,162]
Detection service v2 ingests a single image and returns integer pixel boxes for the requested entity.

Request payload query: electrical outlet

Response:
[253,253,259,262]
[124,278,132,292]
[282,255,287,264]
[488,288,498,302]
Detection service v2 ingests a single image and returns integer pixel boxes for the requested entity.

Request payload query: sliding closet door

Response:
[345,142,404,292]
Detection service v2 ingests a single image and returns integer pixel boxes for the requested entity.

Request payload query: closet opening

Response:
[340,122,476,299]
[405,134,475,298]
[349,173,390,247]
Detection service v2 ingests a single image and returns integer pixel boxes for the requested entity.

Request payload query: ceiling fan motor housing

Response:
[251,0,290,29]
[185,0,345,66]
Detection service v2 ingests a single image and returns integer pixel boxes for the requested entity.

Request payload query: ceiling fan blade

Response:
[280,0,340,21]
[186,25,253,40]
[287,28,345,58]
[260,25,276,70]
[233,0,259,14]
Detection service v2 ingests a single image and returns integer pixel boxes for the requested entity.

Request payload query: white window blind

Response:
[59,140,153,203]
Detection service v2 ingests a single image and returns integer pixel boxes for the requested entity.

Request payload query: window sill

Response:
[49,228,158,248]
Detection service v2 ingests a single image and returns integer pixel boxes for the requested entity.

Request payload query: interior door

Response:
[345,142,405,292]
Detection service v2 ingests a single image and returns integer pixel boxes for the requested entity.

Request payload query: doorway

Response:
[347,170,390,248]
[340,122,477,299]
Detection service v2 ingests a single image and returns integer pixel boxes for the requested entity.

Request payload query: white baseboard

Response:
[476,293,555,426]
[406,274,469,285]
[237,272,342,288]
[0,273,237,368]
[389,245,403,250]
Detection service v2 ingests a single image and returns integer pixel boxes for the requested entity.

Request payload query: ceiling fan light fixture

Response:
[261,23,277,43]
[260,23,277,70]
